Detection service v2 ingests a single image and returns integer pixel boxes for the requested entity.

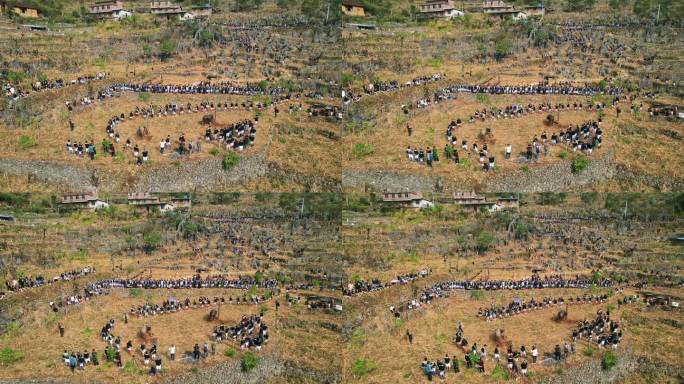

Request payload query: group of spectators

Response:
[343,268,432,296]
[572,309,622,349]
[3,266,95,296]
[212,314,268,351]
[3,72,108,100]
[477,294,609,320]
[82,274,277,291]
[395,274,613,315]
[128,295,271,318]
[105,81,284,97]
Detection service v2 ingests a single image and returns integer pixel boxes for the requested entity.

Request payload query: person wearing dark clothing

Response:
[406,330,413,344]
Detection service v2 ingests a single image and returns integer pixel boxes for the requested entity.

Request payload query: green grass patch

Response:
[470,290,485,300]
[223,348,236,357]
[601,351,617,370]
[241,352,259,372]
[17,135,37,150]
[491,364,510,380]
[558,150,569,159]
[351,359,377,377]
[399,249,419,263]
[222,152,239,170]
[129,288,143,298]
[209,147,220,156]
[122,360,138,375]
[583,347,595,357]
[571,155,589,174]
[0,347,23,366]
[475,93,490,104]
[350,329,366,348]
[351,143,373,159]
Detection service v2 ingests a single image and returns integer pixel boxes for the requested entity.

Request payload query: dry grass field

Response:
[341,193,684,383]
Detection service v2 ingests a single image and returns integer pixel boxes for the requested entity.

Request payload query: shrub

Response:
[143,232,162,248]
[475,93,490,104]
[241,352,259,372]
[158,40,176,61]
[0,347,23,366]
[341,72,353,87]
[351,143,373,159]
[17,135,37,150]
[222,152,239,170]
[223,348,236,357]
[122,360,137,374]
[351,359,377,377]
[583,347,595,357]
[494,39,513,60]
[6,71,26,83]
[475,231,495,253]
[571,155,589,174]
[558,150,569,159]
[350,329,366,348]
[491,364,509,379]
[209,147,220,156]
[601,351,617,370]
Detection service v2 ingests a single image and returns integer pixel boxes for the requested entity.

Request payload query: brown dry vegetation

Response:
[341,193,684,383]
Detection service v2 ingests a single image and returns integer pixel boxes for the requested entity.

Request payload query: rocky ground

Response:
[485,153,616,193]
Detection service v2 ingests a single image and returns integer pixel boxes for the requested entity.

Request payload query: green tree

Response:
[494,39,513,60]
[475,232,495,253]
[158,40,176,61]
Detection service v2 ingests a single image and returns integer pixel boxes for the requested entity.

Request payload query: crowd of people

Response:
[395,274,613,315]
[342,268,432,296]
[104,81,285,97]
[572,309,622,349]
[3,72,108,100]
[3,266,95,294]
[421,324,539,381]
[49,283,110,312]
[343,73,444,103]
[83,274,277,291]
[525,120,603,161]
[212,314,268,351]
[128,295,271,318]
[62,349,100,373]
[477,294,609,320]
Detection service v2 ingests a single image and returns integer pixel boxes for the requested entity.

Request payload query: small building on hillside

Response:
[382,192,434,210]
[1,1,40,18]
[60,192,109,211]
[453,192,486,205]
[496,196,520,210]
[420,0,464,19]
[89,1,130,19]
[341,1,366,17]
[128,192,173,213]
[482,0,515,13]
[127,192,160,205]
[189,4,212,17]
[150,1,183,19]
[170,196,192,209]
